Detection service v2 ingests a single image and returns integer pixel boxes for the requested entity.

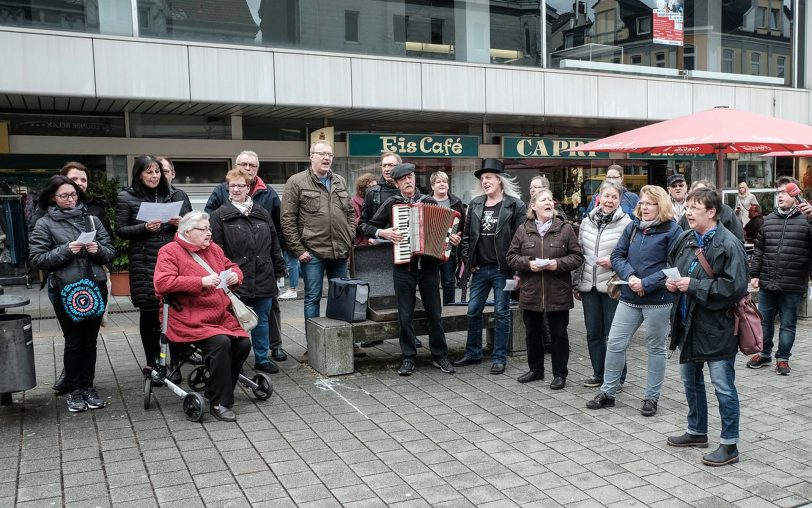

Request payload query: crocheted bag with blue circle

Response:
[60,277,105,322]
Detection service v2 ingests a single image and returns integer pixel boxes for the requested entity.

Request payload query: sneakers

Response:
[746,354,771,369]
[432,357,456,374]
[81,387,107,409]
[776,361,791,375]
[279,288,297,300]
[666,433,709,448]
[398,359,415,376]
[641,399,658,417]
[586,392,615,410]
[67,390,87,412]
[582,377,602,388]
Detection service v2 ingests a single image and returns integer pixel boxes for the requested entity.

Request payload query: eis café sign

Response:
[347,133,479,158]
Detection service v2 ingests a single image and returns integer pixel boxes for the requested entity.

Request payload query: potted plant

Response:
[89,175,130,295]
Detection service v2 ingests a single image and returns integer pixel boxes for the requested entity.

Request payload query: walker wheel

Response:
[183,392,207,422]
[188,366,210,392]
[143,377,153,410]
[251,373,273,401]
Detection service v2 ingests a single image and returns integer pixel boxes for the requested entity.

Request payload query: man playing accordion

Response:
[363,163,461,376]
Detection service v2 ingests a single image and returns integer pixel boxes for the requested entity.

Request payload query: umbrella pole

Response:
[715,148,725,190]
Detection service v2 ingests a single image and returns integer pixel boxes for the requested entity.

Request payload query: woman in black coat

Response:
[115,155,192,376]
[29,175,114,412]
[210,168,286,375]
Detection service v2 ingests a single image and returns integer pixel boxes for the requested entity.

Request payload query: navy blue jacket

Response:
[611,220,683,305]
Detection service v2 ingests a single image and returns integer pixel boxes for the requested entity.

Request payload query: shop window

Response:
[636,16,650,35]
[345,10,359,43]
[655,52,665,68]
[431,18,444,44]
[393,14,408,43]
[751,52,761,75]
[722,49,734,73]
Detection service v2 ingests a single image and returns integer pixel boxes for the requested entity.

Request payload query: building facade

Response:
[1,0,811,219]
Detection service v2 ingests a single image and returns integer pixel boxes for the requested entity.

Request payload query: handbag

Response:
[55,216,106,323]
[190,252,258,332]
[695,249,764,355]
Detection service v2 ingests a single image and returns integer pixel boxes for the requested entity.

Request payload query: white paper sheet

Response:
[584,254,598,265]
[217,269,232,289]
[662,267,681,281]
[503,280,517,291]
[136,201,183,222]
[609,279,629,285]
[77,231,96,244]
[533,258,553,267]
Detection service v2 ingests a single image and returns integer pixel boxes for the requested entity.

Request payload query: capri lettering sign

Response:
[502,137,610,158]
[347,133,479,158]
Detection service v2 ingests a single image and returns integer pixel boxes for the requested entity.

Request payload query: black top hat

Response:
[474,159,505,179]
[667,174,686,187]
[391,163,416,180]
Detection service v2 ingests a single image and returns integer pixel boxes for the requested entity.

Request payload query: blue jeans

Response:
[680,358,739,444]
[283,250,300,289]
[601,302,670,399]
[438,257,456,305]
[758,289,803,361]
[301,255,348,320]
[464,265,511,365]
[242,296,274,365]
[581,289,626,383]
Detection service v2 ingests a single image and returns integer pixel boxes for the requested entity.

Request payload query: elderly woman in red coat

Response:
[154,210,250,422]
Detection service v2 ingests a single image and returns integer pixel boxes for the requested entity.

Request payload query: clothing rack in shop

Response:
[0,194,31,288]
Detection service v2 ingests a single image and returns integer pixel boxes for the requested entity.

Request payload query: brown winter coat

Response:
[507,217,583,312]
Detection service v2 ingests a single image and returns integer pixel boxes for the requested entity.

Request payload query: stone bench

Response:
[306,305,526,376]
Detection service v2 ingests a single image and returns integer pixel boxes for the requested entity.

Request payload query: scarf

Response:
[231,196,253,216]
[594,209,616,230]
[47,204,86,221]
[638,218,662,231]
[535,218,553,237]
[775,204,797,218]
[679,226,718,320]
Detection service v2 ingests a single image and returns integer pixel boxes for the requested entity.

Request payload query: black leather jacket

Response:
[460,194,526,277]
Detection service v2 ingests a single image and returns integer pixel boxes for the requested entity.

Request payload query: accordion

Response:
[392,203,461,264]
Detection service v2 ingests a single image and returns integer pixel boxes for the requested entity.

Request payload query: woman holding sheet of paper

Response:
[573,180,632,390]
[29,175,114,412]
[585,185,681,417]
[507,189,583,389]
[116,155,192,380]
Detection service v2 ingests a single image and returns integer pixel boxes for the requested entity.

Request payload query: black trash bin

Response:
[0,314,35,405]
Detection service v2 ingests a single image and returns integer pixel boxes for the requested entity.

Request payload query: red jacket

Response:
[154,235,248,343]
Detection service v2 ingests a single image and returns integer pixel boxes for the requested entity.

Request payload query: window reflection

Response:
[546,0,796,85]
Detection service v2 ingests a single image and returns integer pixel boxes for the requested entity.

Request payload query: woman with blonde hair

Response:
[586,185,682,417]
[734,182,758,226]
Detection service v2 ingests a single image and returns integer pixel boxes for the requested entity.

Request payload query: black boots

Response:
[702,444,739,466]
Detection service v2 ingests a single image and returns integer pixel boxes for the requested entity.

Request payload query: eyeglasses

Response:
[605,175,621,180]
[639,201,659,207]
[228,183,248,189]
[312,151,334,158]
[687,204,708,212]
[382,163,397,168]
[236,162,259,169]
[192,227,211,232]
[55,192,78,200]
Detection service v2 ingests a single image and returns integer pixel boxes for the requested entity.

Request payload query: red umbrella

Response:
[760,150,812,157]
[571,106,812,188]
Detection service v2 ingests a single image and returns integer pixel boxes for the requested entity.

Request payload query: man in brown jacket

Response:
[281,141,355,324]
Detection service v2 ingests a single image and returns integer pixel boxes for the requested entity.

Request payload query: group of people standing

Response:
[28,147,812,450]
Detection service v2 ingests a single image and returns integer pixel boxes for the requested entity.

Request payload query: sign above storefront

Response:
[502,137,610,159]
[347,133,479,158]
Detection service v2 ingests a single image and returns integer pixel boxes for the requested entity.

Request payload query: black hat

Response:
[391,163,416,180]
[474,159,505,179]
[667,174,686,187]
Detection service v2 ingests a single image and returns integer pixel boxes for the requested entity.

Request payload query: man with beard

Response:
[362,163,460,376]
[668,174,688,220]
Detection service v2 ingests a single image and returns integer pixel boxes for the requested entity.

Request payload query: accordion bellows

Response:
[392,203,461,264]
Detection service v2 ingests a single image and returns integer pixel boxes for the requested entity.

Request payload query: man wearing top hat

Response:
[453,159,527,375]
[362,163,461,376]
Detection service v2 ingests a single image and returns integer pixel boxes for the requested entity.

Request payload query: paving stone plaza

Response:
[2,287,812,507]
